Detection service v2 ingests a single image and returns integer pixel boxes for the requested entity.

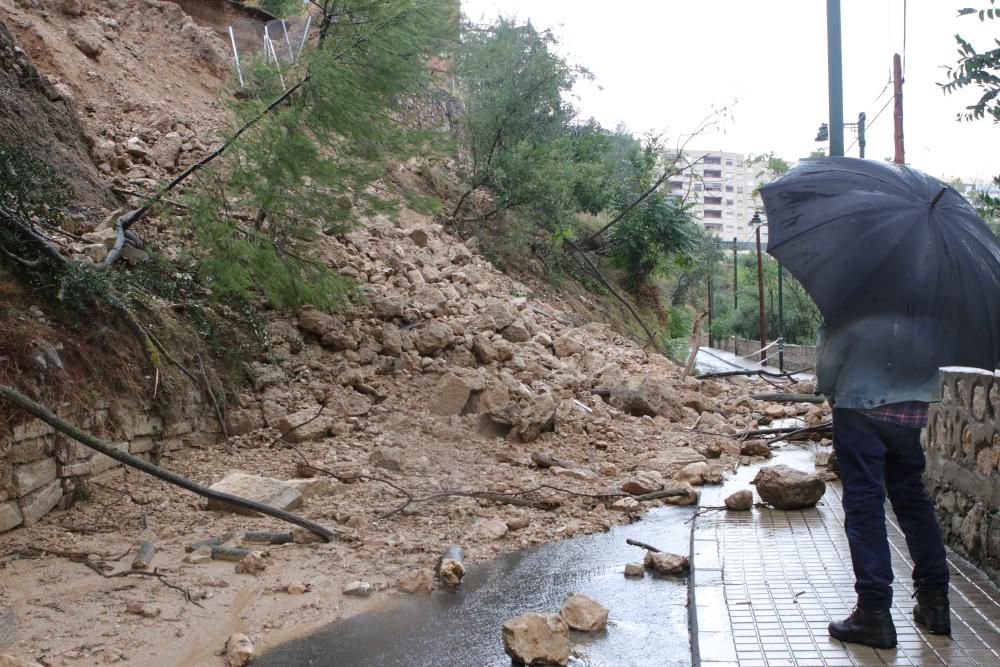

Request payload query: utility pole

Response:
[732,236,738,310]
[826,0,844,157]
[755,224,768,365]
[893,53,905,164]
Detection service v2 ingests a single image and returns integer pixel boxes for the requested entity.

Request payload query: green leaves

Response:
[941,4,1000,123]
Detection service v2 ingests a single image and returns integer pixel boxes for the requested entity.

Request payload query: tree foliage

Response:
[452,18,589,225]
[605,138,698,292]
[942,1,1000,123]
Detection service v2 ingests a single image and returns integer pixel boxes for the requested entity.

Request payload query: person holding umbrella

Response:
[761,158,1000,650]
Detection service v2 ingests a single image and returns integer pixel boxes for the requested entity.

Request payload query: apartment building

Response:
[665,150,772,243]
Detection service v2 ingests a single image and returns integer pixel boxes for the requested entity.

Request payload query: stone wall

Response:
[717,336,816,372]
[0,386,215,533]
[924,367,1000,582]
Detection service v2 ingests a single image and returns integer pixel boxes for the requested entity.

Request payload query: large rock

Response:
[560,593,608,632]
[643,550,690,575]
[492,393,557,443]
[414,320,453,355]
[751,465,826,510]
[609,377,685,421]
[673,461,709,486]
[276,408,331,443]
[429,372,472,415]
[206,472,303,516]
[501,613,570,666]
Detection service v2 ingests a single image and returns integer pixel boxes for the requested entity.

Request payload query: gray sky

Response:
[460,0,998,182]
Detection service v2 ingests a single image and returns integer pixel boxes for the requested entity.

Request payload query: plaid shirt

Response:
[862,401,929,428]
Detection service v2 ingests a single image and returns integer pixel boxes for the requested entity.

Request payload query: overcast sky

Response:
[460,0,998,182]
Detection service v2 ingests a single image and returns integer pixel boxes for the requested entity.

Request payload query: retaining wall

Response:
[0,387,215,533]
[717,336,816,371]
[924,367,1000,582]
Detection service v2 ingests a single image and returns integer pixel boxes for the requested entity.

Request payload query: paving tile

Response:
[690,473,1000,667]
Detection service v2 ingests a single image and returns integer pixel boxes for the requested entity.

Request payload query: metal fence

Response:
[229,16,311,88]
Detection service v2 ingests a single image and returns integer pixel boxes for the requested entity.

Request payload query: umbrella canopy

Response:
[760,157,1000,407]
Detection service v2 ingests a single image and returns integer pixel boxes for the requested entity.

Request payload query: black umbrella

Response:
[760,157,1000,407]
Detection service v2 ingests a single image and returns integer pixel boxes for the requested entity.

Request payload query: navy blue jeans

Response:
[832,408,949,609]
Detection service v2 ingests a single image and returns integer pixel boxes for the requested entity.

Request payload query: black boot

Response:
[829,606,897,649]
[914,588,951,635]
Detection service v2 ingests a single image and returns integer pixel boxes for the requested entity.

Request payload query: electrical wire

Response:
[846,93,894,155]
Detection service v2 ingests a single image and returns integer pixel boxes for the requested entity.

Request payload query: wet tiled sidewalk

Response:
[691,450,1000,667]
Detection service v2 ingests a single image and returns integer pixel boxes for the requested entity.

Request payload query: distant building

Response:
[664,149,775,243]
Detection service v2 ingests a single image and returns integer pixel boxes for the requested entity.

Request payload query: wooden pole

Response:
[755,226,768,365]
[893,53,905,164]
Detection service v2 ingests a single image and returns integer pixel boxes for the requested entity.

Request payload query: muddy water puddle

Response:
[256,506,696,667]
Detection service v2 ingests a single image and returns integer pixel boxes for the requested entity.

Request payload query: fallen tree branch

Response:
[83,560,202,607]
[739,422,830,439]
[694,368,811,380]
[196,354,228,439]
[626,538,662,553]
[751,392,825,404]
[563,238,673,361]
[0,384,339,542]
[681,311,707,380]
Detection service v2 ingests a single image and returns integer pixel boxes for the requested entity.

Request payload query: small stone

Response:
[559,593,608,632]
[552,466,596,480]
[674,461,709,486]
[643,550,690,575]
[396,568,434,594]
[501,613,570,666]
[234,552,268,575]
[286,582,308,595]
[740,440,772,458]
[609,497,640,512]
[621,470,664,495]
[624,562,645,578]
[343,580,373,597]
[125,600,160,617]
[506,516,531,531]
[224,633,254,667]
[724,489,754,511]
[477,518,509,539]
[184,546,212,564]
[663,481,699,506]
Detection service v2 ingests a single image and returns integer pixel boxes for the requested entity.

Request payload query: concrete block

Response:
[129,437,156,454]
[19,480,62,526]
[12,458,57,496]
[8,436,53,464]
[206,472,303,516]
[0,501,23,532]
[11,419,55,442]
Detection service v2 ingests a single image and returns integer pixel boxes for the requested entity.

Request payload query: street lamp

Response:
[816,112,867,157]
[751,212,768,365]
